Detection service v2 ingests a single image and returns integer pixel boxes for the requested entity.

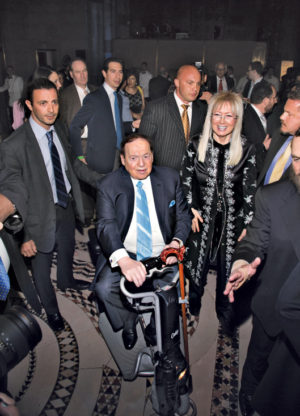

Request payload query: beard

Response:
[289,168,300,193]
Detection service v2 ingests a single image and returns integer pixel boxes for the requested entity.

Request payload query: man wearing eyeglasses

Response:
[94,133,191,350]
[243,61,269,101]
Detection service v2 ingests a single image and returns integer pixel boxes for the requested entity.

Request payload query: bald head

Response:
[174,65,201,104]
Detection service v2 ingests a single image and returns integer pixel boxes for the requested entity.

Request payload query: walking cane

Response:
[160,246,189,365]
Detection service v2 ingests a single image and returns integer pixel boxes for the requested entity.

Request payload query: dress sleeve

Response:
[180,141,196,209]
[242,144,257,226]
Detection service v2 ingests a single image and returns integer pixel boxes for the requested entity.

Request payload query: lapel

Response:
[167,93,184,136]
[24,122,53,196]
[99,85,117,130]
[279,183,300,261]
[191,101,201,135]
[71,84,81,111]
[149,167,165,235]
[249,105,266,136]
[120,168,135,236]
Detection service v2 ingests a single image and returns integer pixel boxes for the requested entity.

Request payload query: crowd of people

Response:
[0,56,300,416]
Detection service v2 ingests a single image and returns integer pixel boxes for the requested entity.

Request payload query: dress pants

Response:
[30,199,75,315]
[95,262,178,332]
[241,315,276,395]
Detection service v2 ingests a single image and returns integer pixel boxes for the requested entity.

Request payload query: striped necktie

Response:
[218,79,223,91]
[181,104,190,144]
[264,135,293,185]
[113,91,123,149]
[136,181,152,260]
[46,131,69,208]
[0,255,10,301]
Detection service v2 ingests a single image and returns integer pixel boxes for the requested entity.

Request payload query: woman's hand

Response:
[238,228,247,242]
[191,208,203,233]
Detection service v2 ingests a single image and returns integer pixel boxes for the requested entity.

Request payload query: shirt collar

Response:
[174,91,192,108]
[103,81,116,96]
[29,116,54,140]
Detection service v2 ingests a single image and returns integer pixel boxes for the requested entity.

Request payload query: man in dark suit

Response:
[95,133,191,349]
[139,65,207,171]
[242,61,267,100]
[60,58,97,224]
[207,62,234,94]
[0,78,88,331]
[69,57,135,176]
[242,82,277,173]
[257,86,300,186]
[224,133,300,416]
[149,66,171,101]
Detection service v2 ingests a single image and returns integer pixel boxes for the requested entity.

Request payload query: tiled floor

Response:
[7,228,252,416]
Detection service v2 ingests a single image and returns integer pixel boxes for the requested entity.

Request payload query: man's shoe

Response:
[239,389,254,416]
[71,280,90,290]
[122,327,137,350]
[47,313,64,331]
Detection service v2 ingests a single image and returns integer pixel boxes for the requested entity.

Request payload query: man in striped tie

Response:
[95,133,192,349]
[0,78,89,332]
[257,85,300,186]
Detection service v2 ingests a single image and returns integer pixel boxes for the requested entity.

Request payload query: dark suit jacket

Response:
[257,128,292,186]
[242,78,269,98]
[207,75,234,93]
[233,180,300,337]
[95,166,192,276]
[139,93,207,171]
[69,85,131,174]
[0,120,84,253]
[149,75,171,101]
[242,104,267,173]
[59,83,97,127]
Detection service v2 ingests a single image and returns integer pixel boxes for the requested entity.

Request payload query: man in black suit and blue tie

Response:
[95,133,192,349]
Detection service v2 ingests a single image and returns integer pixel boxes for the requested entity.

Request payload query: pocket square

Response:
[169,200,175,207]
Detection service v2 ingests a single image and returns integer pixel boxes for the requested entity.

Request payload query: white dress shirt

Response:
[110,175,165,267]
[174,91,192,128]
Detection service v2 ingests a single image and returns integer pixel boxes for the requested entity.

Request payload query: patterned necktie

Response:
[46,131,69,208]
[136,181,152,260]
[0,255,10,301]
[181,104,190,144]
[218,78,223,92]
[113,91,123,149]
[264,135,293,185]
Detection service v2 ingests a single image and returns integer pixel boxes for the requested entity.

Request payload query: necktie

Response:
[218,79,223,92]
[113,91,123,149]
[0,256,10,301]
[264,136,293,185]
[181,104,190,144]
[136,181,152,260]
[46,131,69,208]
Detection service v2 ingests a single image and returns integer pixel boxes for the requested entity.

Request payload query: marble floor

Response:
[7,228,252,416]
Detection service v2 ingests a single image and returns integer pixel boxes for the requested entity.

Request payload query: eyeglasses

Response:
[212,113,238,122]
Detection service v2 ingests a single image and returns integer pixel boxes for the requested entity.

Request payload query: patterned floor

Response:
[6,228,250,416]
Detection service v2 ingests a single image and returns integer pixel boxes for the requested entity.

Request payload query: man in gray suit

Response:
[139,64,207,171]
[60,58,97,224]
[0,78,88,331]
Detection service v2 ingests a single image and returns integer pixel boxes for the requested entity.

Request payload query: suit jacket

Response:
[0,120,84,253]
[95,166,192,275]
[207,75,234,93]
[139,93,207,171]
[257,128,291,186]
[69,85,131,174]
[233,180,300,337]
[242,78,269,98]
[242,104,267,173]
[59,83,97,128]
[149,75,171,101]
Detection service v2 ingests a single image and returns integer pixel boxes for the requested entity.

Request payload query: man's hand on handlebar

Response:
[163,240,181,265]
[118,256,147,287]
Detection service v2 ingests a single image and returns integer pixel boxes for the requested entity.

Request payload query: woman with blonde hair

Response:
[181,91,256,335]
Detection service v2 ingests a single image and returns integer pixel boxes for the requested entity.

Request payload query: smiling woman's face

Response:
[211,101,237,144]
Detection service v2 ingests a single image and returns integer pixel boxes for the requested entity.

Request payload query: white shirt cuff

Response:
[109,248,129,268]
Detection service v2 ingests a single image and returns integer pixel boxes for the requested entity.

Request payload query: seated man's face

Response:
[121,138,153,180]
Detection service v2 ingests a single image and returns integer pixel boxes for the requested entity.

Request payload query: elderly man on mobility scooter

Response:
[94,133,195,414]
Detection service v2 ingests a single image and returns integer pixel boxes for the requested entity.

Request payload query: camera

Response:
[0,306,42,379]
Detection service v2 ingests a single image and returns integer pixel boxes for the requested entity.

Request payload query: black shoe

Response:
[144,323,157,346]
[47,313,64,331]
[59,280,90,291]
[122,327,137,350]
[239,389,254,416]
